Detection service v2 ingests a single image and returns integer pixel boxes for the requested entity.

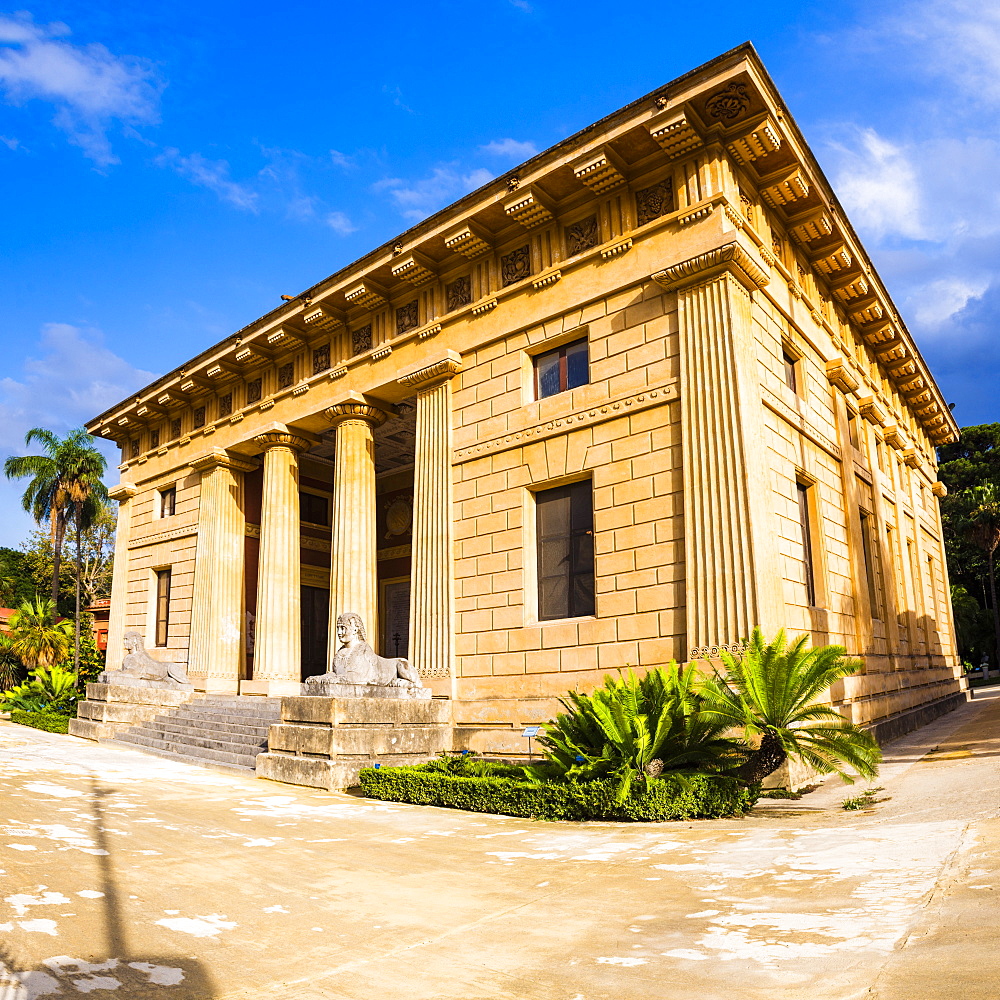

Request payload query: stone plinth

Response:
[70,681,195,741]
[256,695,452,791]
[302,678,431,700]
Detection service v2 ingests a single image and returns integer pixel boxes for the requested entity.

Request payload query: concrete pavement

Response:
[1,690,999,999]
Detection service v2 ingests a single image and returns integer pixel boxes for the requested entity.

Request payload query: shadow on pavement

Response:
[0,776,218,999]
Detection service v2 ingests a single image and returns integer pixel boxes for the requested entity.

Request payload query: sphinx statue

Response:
[101,630,192,689]
[304,612,428,698]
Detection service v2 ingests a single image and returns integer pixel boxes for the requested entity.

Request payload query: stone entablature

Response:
[88,47,955,467]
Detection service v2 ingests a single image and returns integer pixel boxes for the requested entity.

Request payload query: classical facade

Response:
[88,44,964,753]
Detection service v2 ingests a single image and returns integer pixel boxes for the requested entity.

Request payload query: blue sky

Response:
[1,0,998,546]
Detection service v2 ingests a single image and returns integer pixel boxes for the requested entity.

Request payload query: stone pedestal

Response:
[256,696,452,790]
[69,681,195,741]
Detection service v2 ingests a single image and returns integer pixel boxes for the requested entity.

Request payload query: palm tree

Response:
[4,428,109,682]
[5,597,73,671]
[700,628,882,786]
[966,484,1000,667]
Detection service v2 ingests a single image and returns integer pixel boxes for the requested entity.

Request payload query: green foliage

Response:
[534,664,746,801]
[76,613,106,683]
[1,665,80,714]
[842,786,886,811]
[0,546,35,608]
[952,585,995,668]
[700,628,882,785]
[0,637,24,692]
[421,752,528,779]
[9,709,71,734]
[4,597,73,669]
[359,765,757,821]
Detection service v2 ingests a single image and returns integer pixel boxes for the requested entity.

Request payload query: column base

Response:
[202,677,241,695]
[240,679,303,697]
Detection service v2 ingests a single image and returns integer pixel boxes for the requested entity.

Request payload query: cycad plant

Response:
[5,597,74,670]
[699,628,881,785]
[1,664,80,714]
[536,664,746,799]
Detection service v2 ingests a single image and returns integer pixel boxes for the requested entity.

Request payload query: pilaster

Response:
[188,449,254,693]
[243,430,312,697]
[105,483,137,671]
[398,353,462,686]
[324,394,389,662]
[653,242,783,658]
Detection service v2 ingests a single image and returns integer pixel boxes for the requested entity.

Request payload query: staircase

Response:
[110,696,283,772]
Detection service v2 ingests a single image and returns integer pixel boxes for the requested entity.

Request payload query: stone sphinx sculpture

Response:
[303,612,429,699]
[101,630,193,689]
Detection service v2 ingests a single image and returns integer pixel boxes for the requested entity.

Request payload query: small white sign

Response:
[522,726,541,738]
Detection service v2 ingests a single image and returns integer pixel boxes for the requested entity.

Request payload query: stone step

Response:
[123,726,266,756]
[150,715,273,739]
[192,696,283,710]
[103,738,257,774]
[141,720,269,748]
[181,704,282,723]
[115,732,259,769]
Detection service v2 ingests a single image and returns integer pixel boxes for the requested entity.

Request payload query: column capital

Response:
[397,351,462,391]
[253,431,312,452]
[189,448,257,474]
[108,483,138,502]
[651,241,769,293]
[323,391,391,429]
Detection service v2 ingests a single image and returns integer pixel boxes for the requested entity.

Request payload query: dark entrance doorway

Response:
[300,585,329,680]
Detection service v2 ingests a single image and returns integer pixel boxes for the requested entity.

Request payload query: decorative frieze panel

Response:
[396,301,419,335]
[706,81,751,120]
[247,379,263,404]
[344,281,387,311]
[443,223,491,259]
[760,166,810,208]
[571,147,626,194]
[218,393,233,418]
[501,245,531,286]
[726,118,782,165]
[301,306,344,333]
[503,187,554,229]
[278,363,295,389]
[446,276,472,312]
[566,215,600,256]
[646,110,701,159]
[635,179,674,227]
[390,253,437,287]
[352,325,373,355]
[312,344,331,374]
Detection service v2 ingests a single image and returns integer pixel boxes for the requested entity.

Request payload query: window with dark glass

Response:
[782,349,798,393]
[859,509,881,620]
[300,491,329,526]
[155,569,171,647]
[536,481,594,621]
[847,411,861,449]
[796,482,816,606]
[160,487,176,518]
[534,338,589,399]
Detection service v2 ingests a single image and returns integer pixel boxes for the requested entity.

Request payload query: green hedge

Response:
[9,710,71,734]
[358,766,757,821]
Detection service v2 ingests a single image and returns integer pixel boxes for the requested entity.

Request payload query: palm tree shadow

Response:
[0,776,218,999]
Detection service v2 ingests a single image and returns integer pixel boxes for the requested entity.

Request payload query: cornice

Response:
[651,241,769,293]
[108,483,138,502]
[397,352,462,391]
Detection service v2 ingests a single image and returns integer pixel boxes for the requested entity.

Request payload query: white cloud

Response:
[376,165,494,221]
[831,129,925,241]
[0,323,154,545]
[158,148,258,211]
[907,276,989,328]
[479,138,537,160]
[0,14,160,165]
[329,149,352,169]
[324,210,357,235]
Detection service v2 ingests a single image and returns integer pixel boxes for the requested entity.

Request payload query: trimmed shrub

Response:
[9,710,71,734]
[359,765,757,822]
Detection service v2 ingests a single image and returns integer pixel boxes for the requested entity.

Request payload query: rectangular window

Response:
[796,482,816,607]
[534,338,589,400]
[160,487,176,518]
[782,349,798,393]
[536,481,595,621]
[155,569,171,647]
[859,510,881,620]
[847,411,861,449]
[300,491,329,526]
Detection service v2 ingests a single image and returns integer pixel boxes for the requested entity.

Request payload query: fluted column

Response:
[242,431,311,696]
[188,449,254,693]
[324,395,388,660]
[653,242,783,659]
[105,482,137,671]
[398,354,462,681]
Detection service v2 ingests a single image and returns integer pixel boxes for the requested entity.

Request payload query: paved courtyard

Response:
[2,692,1000,1000]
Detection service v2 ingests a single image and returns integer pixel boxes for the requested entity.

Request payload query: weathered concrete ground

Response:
[2,691,1000,1000]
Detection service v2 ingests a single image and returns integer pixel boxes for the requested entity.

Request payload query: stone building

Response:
[87,43,964,754]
